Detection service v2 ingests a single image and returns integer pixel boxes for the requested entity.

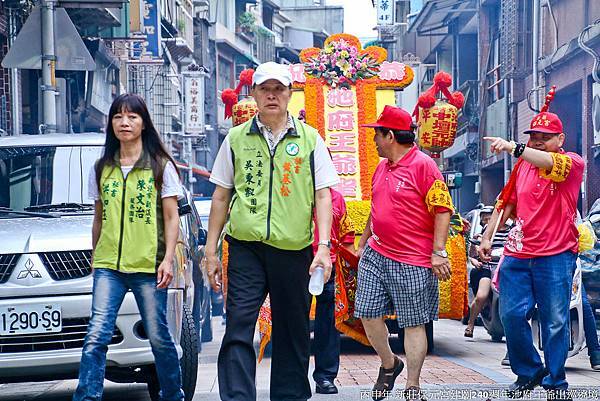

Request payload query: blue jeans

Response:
[73,269,184,401]
[499,251,576,390]
[582,284,600,356]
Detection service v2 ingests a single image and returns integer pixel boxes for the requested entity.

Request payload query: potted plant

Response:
[238,12,256,35]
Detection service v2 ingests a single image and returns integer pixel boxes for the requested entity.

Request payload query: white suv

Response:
[0,133,206,400]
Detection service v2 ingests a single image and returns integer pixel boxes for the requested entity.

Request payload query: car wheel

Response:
[146,304,198,401]
[181,304,199,401]
[147,373,160,401]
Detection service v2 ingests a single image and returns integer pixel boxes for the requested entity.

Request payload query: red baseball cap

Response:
[524,112,564,135]
[361,105,414,131]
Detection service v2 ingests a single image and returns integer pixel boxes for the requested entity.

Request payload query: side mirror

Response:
[589,212,600,224]
[198,228,207,246]
[178,198,192,216]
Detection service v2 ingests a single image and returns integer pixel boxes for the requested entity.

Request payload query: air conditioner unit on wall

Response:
[592,82,600,147]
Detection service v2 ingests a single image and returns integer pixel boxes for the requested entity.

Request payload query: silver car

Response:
[0,133,207,400]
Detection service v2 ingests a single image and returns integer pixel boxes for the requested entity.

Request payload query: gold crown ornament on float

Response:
[413,71,465,158]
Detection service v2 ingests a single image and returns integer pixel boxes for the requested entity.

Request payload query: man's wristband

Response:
[512,142,526,158]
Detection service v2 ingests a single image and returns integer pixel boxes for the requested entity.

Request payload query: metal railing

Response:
[254,27,276,62]
[457,80,479,135]
[486,64,504,104]
[126,63,180,137]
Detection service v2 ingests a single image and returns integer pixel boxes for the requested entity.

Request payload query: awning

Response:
[164,38,194,65]
[408,0,477,36]
[263,0,281,10]
[216,38,260,66]
[2,6,96,71]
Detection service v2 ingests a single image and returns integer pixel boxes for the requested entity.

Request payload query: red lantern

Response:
[232,97,258,127]
[413,71,463,158]
[221,68,257,127]
[417,101,458,157]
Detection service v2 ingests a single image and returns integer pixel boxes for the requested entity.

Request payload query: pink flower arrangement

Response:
[303,38,380,87]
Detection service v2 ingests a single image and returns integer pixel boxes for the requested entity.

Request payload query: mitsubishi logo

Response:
[17,258,42,279]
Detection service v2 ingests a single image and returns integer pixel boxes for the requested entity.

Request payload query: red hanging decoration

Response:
[413,71,464,158]
[449,91,465,109]
[221,88,238,119]
[540,85,556,113]
[418,92,436,109]
[221,69,256,120]
[235,69,255,93]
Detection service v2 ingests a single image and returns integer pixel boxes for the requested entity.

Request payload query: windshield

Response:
[0,145,103,213]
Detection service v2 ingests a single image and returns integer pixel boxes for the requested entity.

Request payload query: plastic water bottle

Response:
[309,266,325,295]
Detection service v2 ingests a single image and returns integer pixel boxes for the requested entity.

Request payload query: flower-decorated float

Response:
[218,33,468,353]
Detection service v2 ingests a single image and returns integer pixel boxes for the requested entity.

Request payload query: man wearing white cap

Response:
[205,61,339,400]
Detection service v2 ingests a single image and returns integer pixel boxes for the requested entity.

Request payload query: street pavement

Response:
[194,317,600,401]
[1,317,599,400]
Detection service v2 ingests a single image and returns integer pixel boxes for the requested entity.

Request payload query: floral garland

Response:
[439,215,468,319]
[298,78,325,139]
[356,80,379,200]
[346,200,371,234]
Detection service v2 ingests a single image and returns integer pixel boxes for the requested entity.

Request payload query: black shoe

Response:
[315,379,338,394]
[546,388,572,401]
[501,353,511,366]
[507,368,547,398]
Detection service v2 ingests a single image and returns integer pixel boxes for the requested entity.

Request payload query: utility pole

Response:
[8,8,21,135]
[41,0,57,134]
[532,0,540,110]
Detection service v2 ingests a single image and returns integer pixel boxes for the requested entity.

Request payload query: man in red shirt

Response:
[355,106,454,401]
[481,111,584,401]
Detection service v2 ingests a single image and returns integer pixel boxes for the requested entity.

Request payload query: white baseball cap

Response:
[252,62,292,87]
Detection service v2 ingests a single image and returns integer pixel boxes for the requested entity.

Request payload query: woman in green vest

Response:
[73,94,185,401]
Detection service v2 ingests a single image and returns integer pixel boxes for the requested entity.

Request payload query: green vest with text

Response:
[93,153,166,273]
[226,116,317,250]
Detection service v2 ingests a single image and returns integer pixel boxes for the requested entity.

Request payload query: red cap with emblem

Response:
[524,111,564,135]
[361,105,414,131]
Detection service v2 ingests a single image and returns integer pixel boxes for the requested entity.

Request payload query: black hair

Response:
[377,123,417,144]
[95,93,179,191]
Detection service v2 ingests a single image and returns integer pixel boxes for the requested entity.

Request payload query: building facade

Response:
[401,0,600,214]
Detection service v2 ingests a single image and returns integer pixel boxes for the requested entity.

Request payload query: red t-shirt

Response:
[313,188,355,263]
[503,151,584,258]
[368,146,454,268]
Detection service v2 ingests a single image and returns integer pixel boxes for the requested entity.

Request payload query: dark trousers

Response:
[217,236,312,401]
[312,272,340,383]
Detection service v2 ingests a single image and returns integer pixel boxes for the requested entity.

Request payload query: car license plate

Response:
[0,304,62,336]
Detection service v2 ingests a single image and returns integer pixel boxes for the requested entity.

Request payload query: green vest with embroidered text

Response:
[226,116,317,250]
[93,154,166,273]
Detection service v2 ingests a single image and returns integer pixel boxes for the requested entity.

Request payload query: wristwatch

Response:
[432,249,448,258]
[318,240,332,249]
